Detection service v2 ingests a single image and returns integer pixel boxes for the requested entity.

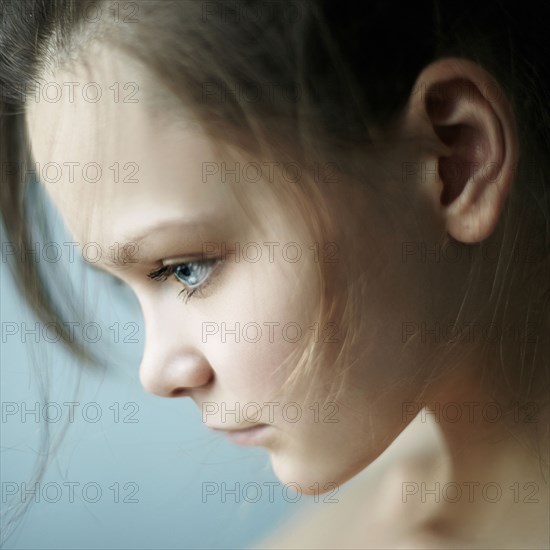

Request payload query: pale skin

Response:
[26,40,549,549]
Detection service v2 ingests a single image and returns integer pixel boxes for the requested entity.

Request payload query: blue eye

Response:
[147,259,218,302]
[173,261,213,288]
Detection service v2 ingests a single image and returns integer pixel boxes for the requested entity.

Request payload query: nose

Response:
[139,349,214,397]
[137,295,214,398]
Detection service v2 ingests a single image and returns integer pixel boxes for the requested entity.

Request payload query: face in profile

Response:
[5,2,549,548]
[24,36,517,495]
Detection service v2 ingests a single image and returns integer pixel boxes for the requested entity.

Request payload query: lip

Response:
[209,424,271,446]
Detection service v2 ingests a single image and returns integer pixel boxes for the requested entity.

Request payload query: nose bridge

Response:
[137,291,213,397]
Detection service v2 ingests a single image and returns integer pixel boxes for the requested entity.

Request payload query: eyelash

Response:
[146,259,219,303]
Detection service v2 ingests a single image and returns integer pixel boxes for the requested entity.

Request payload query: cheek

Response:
[198,247,321,400]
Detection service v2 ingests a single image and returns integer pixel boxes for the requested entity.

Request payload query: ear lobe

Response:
[406,59,518,243]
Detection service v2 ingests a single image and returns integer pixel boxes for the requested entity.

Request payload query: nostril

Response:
[170,387,189,397]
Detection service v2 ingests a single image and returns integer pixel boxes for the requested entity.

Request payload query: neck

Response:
[407,374,550,546]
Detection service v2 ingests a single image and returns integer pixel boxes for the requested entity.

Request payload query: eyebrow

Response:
[86,219,206,271]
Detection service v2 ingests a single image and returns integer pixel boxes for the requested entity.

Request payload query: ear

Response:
[402,58,518,243]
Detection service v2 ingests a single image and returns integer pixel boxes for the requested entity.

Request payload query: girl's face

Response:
[26,43,455,491]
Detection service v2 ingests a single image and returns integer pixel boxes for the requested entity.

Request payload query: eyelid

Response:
[147,258,217,281]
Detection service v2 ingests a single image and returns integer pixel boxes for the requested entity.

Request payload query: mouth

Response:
[207,424,272,446]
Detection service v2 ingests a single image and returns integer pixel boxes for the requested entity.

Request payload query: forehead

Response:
[25,41,234,250]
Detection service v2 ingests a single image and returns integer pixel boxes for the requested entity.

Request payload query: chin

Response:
[268,448,368,496]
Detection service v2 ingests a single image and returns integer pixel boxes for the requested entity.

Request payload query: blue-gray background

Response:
[0,189,300,549]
